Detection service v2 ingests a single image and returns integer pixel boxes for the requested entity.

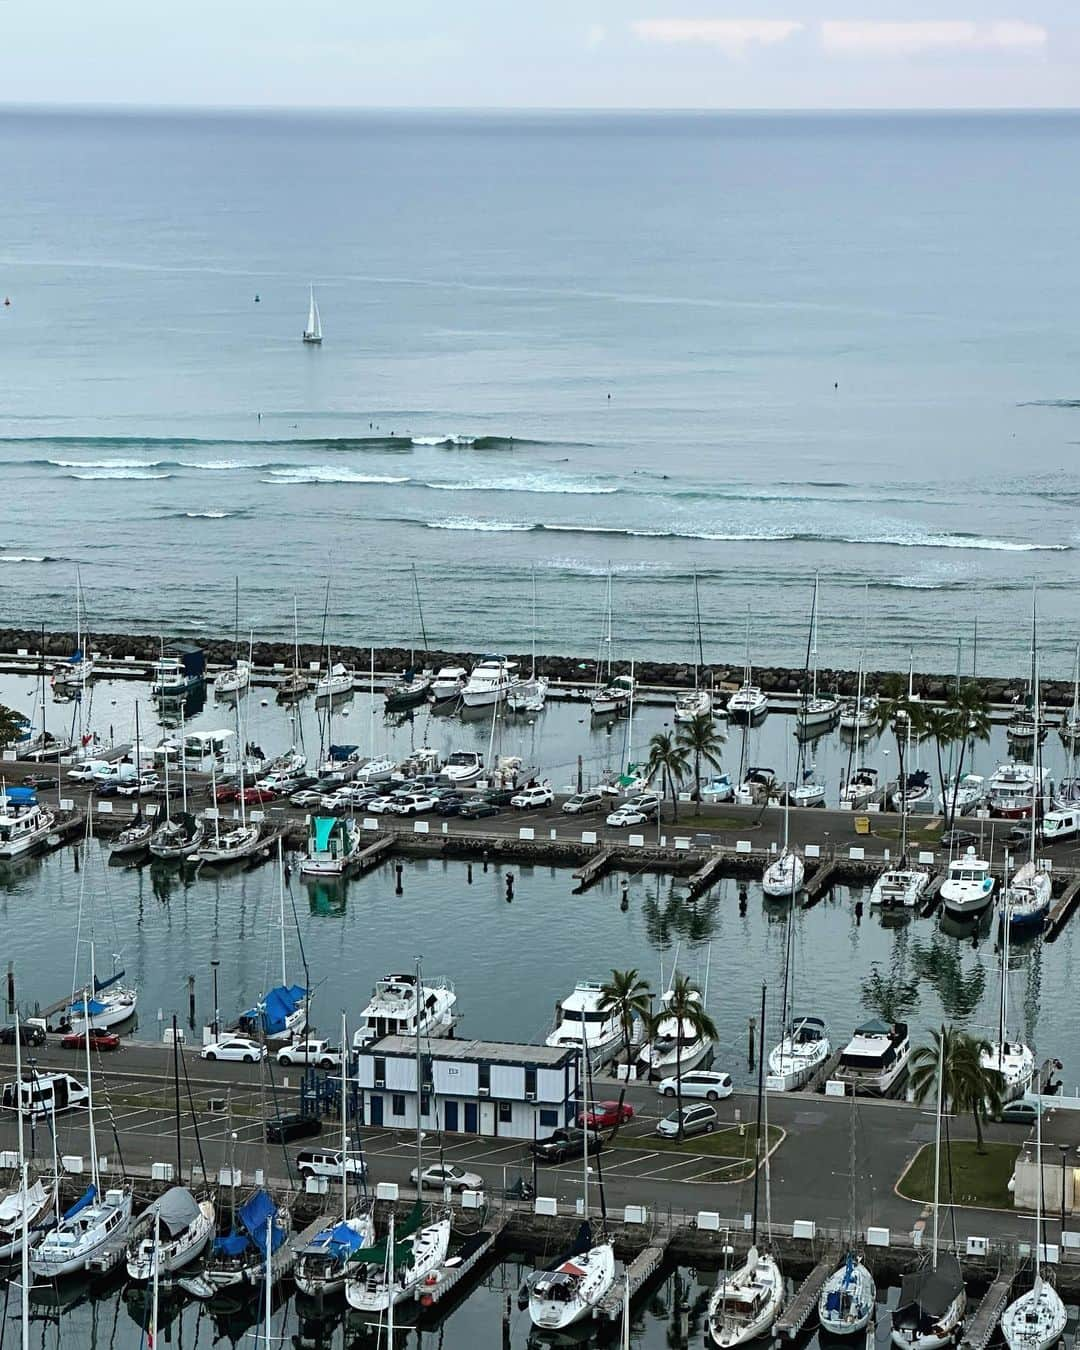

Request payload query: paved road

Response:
[0,1041,1036,1246]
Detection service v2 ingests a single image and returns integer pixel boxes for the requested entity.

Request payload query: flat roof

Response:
[360,1035,575,1069]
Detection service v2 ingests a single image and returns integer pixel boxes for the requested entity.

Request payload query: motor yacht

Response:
[674,689,712,723]
[352,972,457,1049]
[431,666,467,703]
[0,798,56,859]
[545,981,624,1065]
[301,816,363,877]
[988,763,1045,819]
[835,1019,910,1096]
[939,847,995,920]
[870,868,929,910]
[442,750,484,785]
[461,656,520,708]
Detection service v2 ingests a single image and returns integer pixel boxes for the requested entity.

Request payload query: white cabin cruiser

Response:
[870,867,929,910]
[315,663,354,699]
[125,1187,215,1279]
[705,1245,784,1348]
[352,972,457,1049]
[766,1016,830,1092]
[939,847,995,919]
[301,816,364,876]
[0,798,56,859]
[214,659,251,695]
[762,848,804,899]
[507,676,549,714]
[839,695,879,731]
[442,750,484,785]
[726,684,769,723]
[590,673,635,718]
[641,986,713,1076]
[989,763,1045,820]
[196,822,263,866]
[528,1231,616,1331]
[674,689,712,723]
[353,755,396,785]
[835,1019,910,1096]
[461,656,520,708]
[937,774,986,816]
[431,666,467,703]
[545,981,624,1065]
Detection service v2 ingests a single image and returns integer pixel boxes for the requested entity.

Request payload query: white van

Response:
[66,760,112,782]
[1,1072,89,1119]
[91,762,139,785]
[1042,809,1079,842]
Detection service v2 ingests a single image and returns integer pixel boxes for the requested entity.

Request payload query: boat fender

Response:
[425,1273,438,1284]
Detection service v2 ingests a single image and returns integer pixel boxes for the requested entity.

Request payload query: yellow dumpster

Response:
[854,816,871,836]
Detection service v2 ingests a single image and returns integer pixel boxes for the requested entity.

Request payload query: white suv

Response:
[656,1070,733,1101]
[276,1039,340,1069]
[388,792,438,816]
[510,786,554,810]
[297,1148,367,1181]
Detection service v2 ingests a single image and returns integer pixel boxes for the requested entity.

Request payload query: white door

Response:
[479,1100,496,1136]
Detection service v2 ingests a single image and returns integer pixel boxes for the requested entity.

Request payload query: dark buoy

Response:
[482,850,489,874]
[738,886,747,915]
[73,848,80,873]
[505,873,514,903]
[254,293,261,303]
[187,974,196,1029]
[3,297,9,307]
[748,1014,756,1070]
[854,898,863,924]
[620,879,629,912]
[395,863,403,896]
[466,862,473,884]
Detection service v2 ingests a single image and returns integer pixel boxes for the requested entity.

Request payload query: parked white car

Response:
[656,1070,733,1101]
[116,773,160,797]
[201,1036,267,1063]
[606,795,661,827]
[388,792,438,816]
[510,786,554,810]
[290,789,324,808]
[276,1039,340,1069]
[411,1163,483,1191]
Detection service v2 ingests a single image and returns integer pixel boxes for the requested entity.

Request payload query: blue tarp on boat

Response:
[328,744,358,760]
[239,1189,286,1256]
[213,1230,250,1257]
[305,1221,368,1262]
[69,997,107,1016]
[240,984,307,1036]
[63,1184,97,1220]
[312,817,336,852]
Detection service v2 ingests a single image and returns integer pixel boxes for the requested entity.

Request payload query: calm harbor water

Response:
[2,111,1080,676]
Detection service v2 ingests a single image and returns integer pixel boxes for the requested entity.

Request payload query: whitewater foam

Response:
[422,475,617,496]
[263,467,410,485]
[68,469,174,481]
[427,517,533,532]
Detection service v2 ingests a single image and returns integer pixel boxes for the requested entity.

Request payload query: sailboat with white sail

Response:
[1000,1104,1066,1350]
[302,285,322,344]
[30,995,134,1277]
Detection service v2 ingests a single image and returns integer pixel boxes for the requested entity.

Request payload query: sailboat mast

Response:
[150,1209,161,1350]
[341,1010,349,1225]
[412,564,430,657]
[752,981,766,1246]
[84,986,99,1192]
[1035,1095,1043,1283]
[931,1030,944,1270]
[1031,654,1041,868]
[278,837,287,989]
[16,1010,29,1350]
[580,1026,589,1223]
[693,570,704,689]
[999,882,1009,1053]
[415,955,424,1188]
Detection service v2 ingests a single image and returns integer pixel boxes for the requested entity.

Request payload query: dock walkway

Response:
[958,1262,1018,1350]
[1046,877,1080,941]
[355,833,396,873]
[687,853,726,899]
[774,1254,837,1340]
[416,1215,507,1308]
[594,1238,668,1321]
[573,847,617,892]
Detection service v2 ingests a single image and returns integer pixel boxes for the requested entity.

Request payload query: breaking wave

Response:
[262,467,410,485]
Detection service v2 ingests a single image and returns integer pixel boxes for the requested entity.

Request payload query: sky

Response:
[4,0,1079,110]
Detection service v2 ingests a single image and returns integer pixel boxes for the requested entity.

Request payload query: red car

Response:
[576,1100,634,1129]
[241,787,277,805]
[212,784,242,804]
[62,1028,120,1051]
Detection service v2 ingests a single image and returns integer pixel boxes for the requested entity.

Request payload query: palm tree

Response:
[652,973,718,1140]
[599,968,652,1070]
[873,675,926,850]
[909,1025,1003,1153]
[0,704,24,748]
[924,705,957,831]
[647,731,690,822]
[944,683,991,828]
[676,713,726,799]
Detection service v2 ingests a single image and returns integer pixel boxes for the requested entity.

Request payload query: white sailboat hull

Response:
[125,1202,215,1279]
[890,1290,965,1350]
[345,1216,451,1312]
[30,1191,134,1279]
[1001,1282,1067,1350]
[528,1240,616,1330]
[762,851,805,898]
[818,1259,876,1336]
[706,1249,784,1348]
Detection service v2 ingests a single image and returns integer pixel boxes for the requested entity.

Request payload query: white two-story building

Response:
[355,1036,581,1140]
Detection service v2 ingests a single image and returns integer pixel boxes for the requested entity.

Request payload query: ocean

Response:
[1,109,1079,676]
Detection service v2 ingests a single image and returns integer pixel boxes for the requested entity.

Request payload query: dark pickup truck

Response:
[528,1127,604,1165]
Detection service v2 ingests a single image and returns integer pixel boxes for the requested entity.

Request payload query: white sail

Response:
[303,286,322,343]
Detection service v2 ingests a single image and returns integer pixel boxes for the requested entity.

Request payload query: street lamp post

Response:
[211,960,220,1039]
[1060,1144,1069,1232]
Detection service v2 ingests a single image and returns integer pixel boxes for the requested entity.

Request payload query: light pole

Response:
[1060,1144,1069,1232]
[211,960,220,1039]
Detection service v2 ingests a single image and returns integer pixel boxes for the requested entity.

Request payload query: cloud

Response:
[585,23,607,49]
[631,19,804,58]
[820,20,1048,58]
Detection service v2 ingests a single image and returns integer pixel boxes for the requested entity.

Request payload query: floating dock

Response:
[416,1216,507,1309]
[355,833,397,873]
[774,1253,837,1340]
[802,860,840,905]
[594,1238,668,1322]
[1046,876,1080,941]
[958,1262,1018,1350]
[573,847,617,893]
[687,853,727,899]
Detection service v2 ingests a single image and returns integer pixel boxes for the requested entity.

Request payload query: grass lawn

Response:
[897,1140,1019,1210]
[871,820,942,846]
[616,1123,783,1179]
[661,813,745,832]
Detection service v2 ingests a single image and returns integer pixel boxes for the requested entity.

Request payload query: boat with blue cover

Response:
[301,815,363,877]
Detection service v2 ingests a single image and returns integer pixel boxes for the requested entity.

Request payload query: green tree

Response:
[923,705,957,834]
[599,968,653,1070]
[0,704,25,748]
[909,1025,1003,1153]
[944,684,992,828]
[873,676,926,853]
[676,713,726,799]
[652,973,718,1140]
[647,731,690,822]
